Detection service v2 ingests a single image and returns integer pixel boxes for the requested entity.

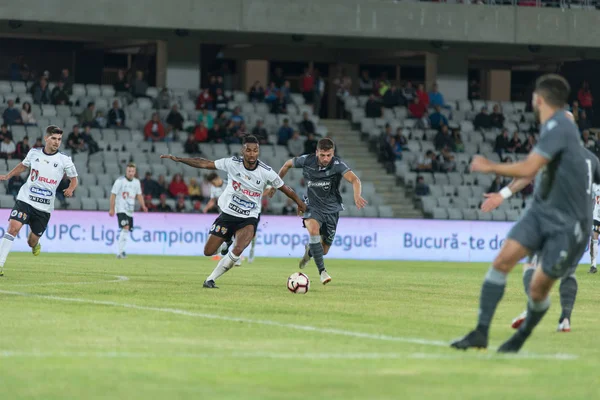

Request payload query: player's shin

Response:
[0,233,15,269]
[476,267,507,337]
[519,297,550,337]
[206,250,240,282]
[118,229,128,255]
[559,275,577,323]
[591,237,598,268]
[309,235,325,273]
[523,266,535,296]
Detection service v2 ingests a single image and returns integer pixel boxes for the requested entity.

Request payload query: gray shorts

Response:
[508,207,588,279]
[302,208,339,246]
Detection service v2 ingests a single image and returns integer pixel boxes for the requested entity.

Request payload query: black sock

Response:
[559,276,577,323]
[519,298,550,337]
[309,236,325,273]
[308,249,313,258]
[476,268,507,337]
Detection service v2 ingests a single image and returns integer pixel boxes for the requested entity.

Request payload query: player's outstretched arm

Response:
[481,176,534,212]
[278,159,294,179]
[471,153,548,178]
[136,194,148,212]
[160,154,216,170]
[0,162,28,181]
[63,176,78,198]
[202,198,216,213]
[343,171,367,209]
[278,184,307,214]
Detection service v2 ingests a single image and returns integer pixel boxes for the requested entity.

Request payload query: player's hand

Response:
[297,201,307,215]
[141,206,149,213]
[0,175,8,181]
[109,209,115,217]
[63,188,75,198]
[470,155,494,174]
[160,154,178,162]
[265,187,276,198]
[480,192,504,212]
[354,195,368,209]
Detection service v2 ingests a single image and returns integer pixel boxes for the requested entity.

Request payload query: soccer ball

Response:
[287,272,310,294]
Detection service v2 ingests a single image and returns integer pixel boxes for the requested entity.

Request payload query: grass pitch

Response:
[0,254,599,399]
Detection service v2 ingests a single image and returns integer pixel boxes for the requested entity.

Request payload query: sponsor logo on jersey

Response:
[38,176,58,184]
[307,180,331,190]
[231,180,261,197]
[228,203,251,216]
[221,227,228,235]
[29,195,51,205]
[232,195,256,209]
[10,210,17,217]
[30,187,53,197]
[17,212,22,219]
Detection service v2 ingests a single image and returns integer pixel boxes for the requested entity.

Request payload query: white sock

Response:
[592,238,598,267]
[0,233,15,268]
[206,250,240,282]
[118,229,129,255]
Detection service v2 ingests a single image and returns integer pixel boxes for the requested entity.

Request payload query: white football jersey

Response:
[17,148,77,213]
[111,176,142,217]
[214,156,284,218]
[593,183,600,221]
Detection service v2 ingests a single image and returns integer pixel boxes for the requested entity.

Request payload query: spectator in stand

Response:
[0,134,16,159]
[578,81,594,118]
[248,81,265,103]
[365,94,382,118]
[402,81,416,104]
[132,70,149,98]
[415,111,430,130]
[272,67,285,88]
[452,130,464,153]
[67,125,86,153]
[416,83,429,109]
[20,102,36,126]
[144,194,157,212]
[95,110,107,128]
[166,104,185,138]
[155,88,171,109]
[488,175,509,194]
[494,129,510,158]
[473,107,492,130]
[81,125,100,154]
[415,176,430,196]
[156,193,173,212]
[439,147,456,172]
[114,69,133,104]
[301,67,314,105]
[193,121,209,142]
[277,118,294,145]
[0,124,10,139]
[408,97,426,119]
[281,80,292,104]
[108,100,126,129]
[270,91,287,115]
[15,136,30,160]
[377,74,390,98]
[429,106,448,130]
[58,68,73,94]
[141,172,162,198]
[214,88,228,116]
[313,69,326,116]
[238,122,249,138]
[230,107,244,125]
[3,100,22,125]
[382,85,400,109]
[264,82,279,104]
[208,121,225,143]
[252,119,269,144]
[428,83,446,108]
[415,150,438,172]
[287,131,304,157]
[578,110,592,132]
[188,178,203,202]
[169,174,188,198]
[396,128,408,147]
[490,104,505,129]
[570,100,582,123]
[32,78,51,105]
[359,70,373,96]
[197,109,214,130]
[184,133,201,154]
[144,113,166,142]
[79,102,96,127]
[388,137,403,160]
[582,130,596,151]
[196,88,214,110]
[304,133,318,155]
[51,80,70,105]
[434,125,454,151]
[469,80,481,100]
[508,131,523,153]
[7,174,24,198]
[521,135,536,154]
[32,137,43,149]
[299,112,316,136]
[175,194,187,212]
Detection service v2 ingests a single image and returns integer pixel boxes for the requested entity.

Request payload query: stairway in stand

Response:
[321,119,423,219]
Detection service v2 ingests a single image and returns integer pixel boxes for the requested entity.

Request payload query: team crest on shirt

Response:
[211,224,216,231]
[221,227,228,235]
[216,225,221,232]
[22,212,27,220]
[10,210,17,217]
[17,212,22,219]
[54,163,58,168]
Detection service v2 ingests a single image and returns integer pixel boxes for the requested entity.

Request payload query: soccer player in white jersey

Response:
[109,163,148,259]
[589,183,600,274]
[161,135,306,288]
[0,125,78,276]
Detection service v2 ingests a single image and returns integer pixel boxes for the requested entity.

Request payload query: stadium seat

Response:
[67,197,82,210]
[506,210,520,221]
[378,205,393,218]
[363,206,378,218]
[491,210,506,221]
[448,208,463,220]
[81,197,98,210]
[97,198,110,211]
[421,196,436,214]
[432,207,448,219]
[0,195,14,208]
[476,210,492,221]
[437,197,452,208]
[463,209,478,220]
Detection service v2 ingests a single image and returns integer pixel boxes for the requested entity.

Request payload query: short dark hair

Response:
[535,74,570,108]
[126,163,136,169]
[45,125,63,136]
[317,138,335,151]
[0,124,7,129]
[206,172,219,181]
[242,135,259,145]
[87,102,95,108]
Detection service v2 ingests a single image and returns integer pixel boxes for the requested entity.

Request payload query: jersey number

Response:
[586,159,592,195]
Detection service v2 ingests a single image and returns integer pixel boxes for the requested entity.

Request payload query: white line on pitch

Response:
[2,275,129,287]
[0,289,578,360]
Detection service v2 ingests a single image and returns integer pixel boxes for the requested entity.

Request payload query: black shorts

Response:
[302,208,339,246]
[594,220,600,234]
[117,213,134,230]
[209,212,259,242]
[9,200,51,237]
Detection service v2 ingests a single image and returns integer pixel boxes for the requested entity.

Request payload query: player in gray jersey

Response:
[272,138,367,284]
[451,74,600,353]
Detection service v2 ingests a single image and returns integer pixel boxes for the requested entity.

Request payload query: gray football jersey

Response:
[293,154,351,214]
[532,111,600,229]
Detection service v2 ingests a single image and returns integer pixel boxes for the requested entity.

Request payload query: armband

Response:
[499,187,512,200]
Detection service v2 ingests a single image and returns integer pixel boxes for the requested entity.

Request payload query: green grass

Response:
[1,253,599,399]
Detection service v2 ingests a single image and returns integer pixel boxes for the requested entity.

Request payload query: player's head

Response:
[44,125,63,152]
[206,172,222,186]
[242,135,259,167]
[315,138,335,167]
[125,163,136,180]
[532,74,570,120]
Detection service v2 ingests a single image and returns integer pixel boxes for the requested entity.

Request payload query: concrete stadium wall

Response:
[4,0,600,48]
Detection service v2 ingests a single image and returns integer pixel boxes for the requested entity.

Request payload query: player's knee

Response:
[491,254,514,273]
[7,226,19,237]
[203,246,215,257]
[122,226,130,231]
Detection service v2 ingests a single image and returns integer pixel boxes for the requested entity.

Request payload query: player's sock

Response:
[559,275,577,323]
[206,250,240,282]
[518,297,550,337]
[591,238,598,267]
[475,267,507,337]
[308,235,325,273]
[0,233,15,267]
[118,229,128,255]
[522,266,535,296]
